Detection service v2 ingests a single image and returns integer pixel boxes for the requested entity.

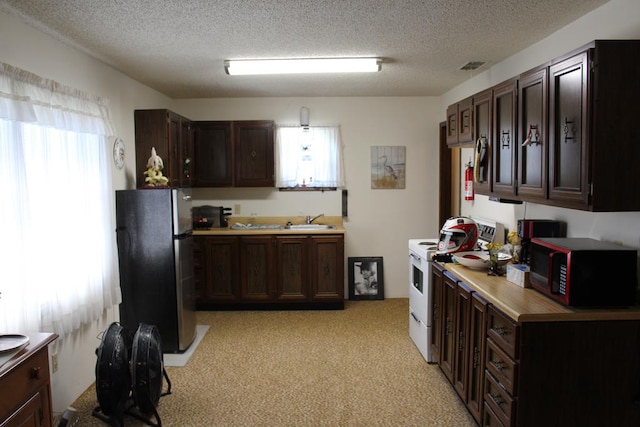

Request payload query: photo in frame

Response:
[371,146,405,189]
[348,257,384,300]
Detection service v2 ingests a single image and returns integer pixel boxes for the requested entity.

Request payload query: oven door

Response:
[409,251,428,322]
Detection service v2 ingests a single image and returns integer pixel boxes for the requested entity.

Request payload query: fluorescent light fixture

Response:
[224,58,381,75]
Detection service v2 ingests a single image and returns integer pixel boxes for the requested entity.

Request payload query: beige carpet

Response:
[71,299,476,426]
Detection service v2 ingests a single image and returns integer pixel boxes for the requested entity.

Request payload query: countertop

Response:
[193,216,346,236]
[444,262,640,323]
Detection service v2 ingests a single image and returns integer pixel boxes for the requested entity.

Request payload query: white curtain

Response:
[275,125,345,188]
[0,62,120,337]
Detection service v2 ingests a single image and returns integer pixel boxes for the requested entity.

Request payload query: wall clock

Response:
[113,137,125,170]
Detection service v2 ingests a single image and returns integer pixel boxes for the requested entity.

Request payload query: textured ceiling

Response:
[0,0,609,98]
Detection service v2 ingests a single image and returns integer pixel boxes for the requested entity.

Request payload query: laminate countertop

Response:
[193,216,346,236]
[444,262,640,323]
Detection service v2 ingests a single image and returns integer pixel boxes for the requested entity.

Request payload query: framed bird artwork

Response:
[371,146,405,189]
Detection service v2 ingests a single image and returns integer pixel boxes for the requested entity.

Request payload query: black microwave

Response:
[529,237,638,307]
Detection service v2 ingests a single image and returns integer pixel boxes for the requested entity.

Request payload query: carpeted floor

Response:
[71,299,477,426]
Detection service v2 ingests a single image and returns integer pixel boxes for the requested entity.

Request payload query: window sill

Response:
[278,187,337,192]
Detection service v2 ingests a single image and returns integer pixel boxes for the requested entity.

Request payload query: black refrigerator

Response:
[115,188,196,353]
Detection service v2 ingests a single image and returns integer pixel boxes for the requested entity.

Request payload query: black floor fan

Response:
[92,322,172,427]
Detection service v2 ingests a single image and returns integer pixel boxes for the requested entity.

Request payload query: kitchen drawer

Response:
[485,338,518,395]
[0,348,48,418]
[483,402,507,427]
[487,305,520,359]
[484,370,516,427]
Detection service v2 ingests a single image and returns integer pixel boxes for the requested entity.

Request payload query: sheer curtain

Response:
[275,125,345,188]
[0,62,120,337]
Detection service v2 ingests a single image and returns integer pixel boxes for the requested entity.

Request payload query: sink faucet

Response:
[306,213,324,224]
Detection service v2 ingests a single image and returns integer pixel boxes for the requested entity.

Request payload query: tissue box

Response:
[506,264,531,288]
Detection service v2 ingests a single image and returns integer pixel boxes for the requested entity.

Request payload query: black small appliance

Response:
[517,219,565,264]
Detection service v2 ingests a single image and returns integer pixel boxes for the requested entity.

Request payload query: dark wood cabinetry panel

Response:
[447,97,474,147]
[430,262,445,364]
[440,271,457,383]
[194,121,233,186]
[518,66,547,200]
[466,292,488,424]
[453,282,472,402]
[197,236,239,306]
[134,109,192,188]
[233,121,275,187]
[239,236,275,301]
[310,236,344,301]
[446,104,458,146]
[492,79,517,197]
[192,120,274,187]
[548,52,588,207]
[450,40,640,211]
[195,234,343,309]
[457,97,474,145]
[0,334,57,427]
[473,89,492,194]
[276,236,309,301]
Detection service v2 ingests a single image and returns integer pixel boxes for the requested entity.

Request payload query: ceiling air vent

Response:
[459,61,486,71]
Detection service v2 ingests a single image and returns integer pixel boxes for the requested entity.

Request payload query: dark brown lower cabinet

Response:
[435,270,488,425]
[195,234,344,309]
[239,236,275,301]
[437,267,640,427]
[309,236,344,302]
[440,271,457,383]
[276,236,309,301]
[0,334,57,427]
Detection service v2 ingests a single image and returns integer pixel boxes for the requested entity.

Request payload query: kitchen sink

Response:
[287,224,335,230]
[230,223,282,230]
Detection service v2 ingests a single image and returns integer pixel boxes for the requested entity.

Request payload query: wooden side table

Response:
[0,333,58,427]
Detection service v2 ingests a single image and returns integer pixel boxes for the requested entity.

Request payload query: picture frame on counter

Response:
[348,257,384,300]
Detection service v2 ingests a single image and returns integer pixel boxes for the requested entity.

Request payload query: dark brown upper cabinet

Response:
[134,109,193,188]
[517,66,547,201]
[193,121,233,187]
[548,40,640,211]
[472,89,492,195]
[491,79,518,197]
[193,120,274,187]
[450,40,640,211]
[233,121,275,187]
[447,96,474,147]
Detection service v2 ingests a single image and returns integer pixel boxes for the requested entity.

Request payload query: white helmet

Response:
[438,217,479,254]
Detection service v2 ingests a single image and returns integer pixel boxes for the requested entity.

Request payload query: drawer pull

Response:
[30,366,41,380]
[489,392,504,405]
[490,359,505,371]
[493,326,509,337]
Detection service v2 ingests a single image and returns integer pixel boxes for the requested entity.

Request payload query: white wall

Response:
[442,0,640,254]
[0,9,171,415]
[174,97,442,298]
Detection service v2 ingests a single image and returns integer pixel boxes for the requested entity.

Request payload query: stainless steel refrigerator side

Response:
[173,234,197,351]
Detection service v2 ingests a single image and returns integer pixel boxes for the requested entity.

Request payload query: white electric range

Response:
[408,217,504,363]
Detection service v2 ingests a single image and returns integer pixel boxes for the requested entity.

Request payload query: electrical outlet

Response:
[52,353,58,373]
[234,204,241,215]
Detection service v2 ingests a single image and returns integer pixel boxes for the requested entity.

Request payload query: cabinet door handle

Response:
[563,117,576,142]
[30,366,41,380]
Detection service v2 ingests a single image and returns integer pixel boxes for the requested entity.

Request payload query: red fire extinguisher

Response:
[464,161,474,201]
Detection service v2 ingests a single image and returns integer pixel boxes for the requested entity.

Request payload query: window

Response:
[0,62,119,336]
[275,126,345,189]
